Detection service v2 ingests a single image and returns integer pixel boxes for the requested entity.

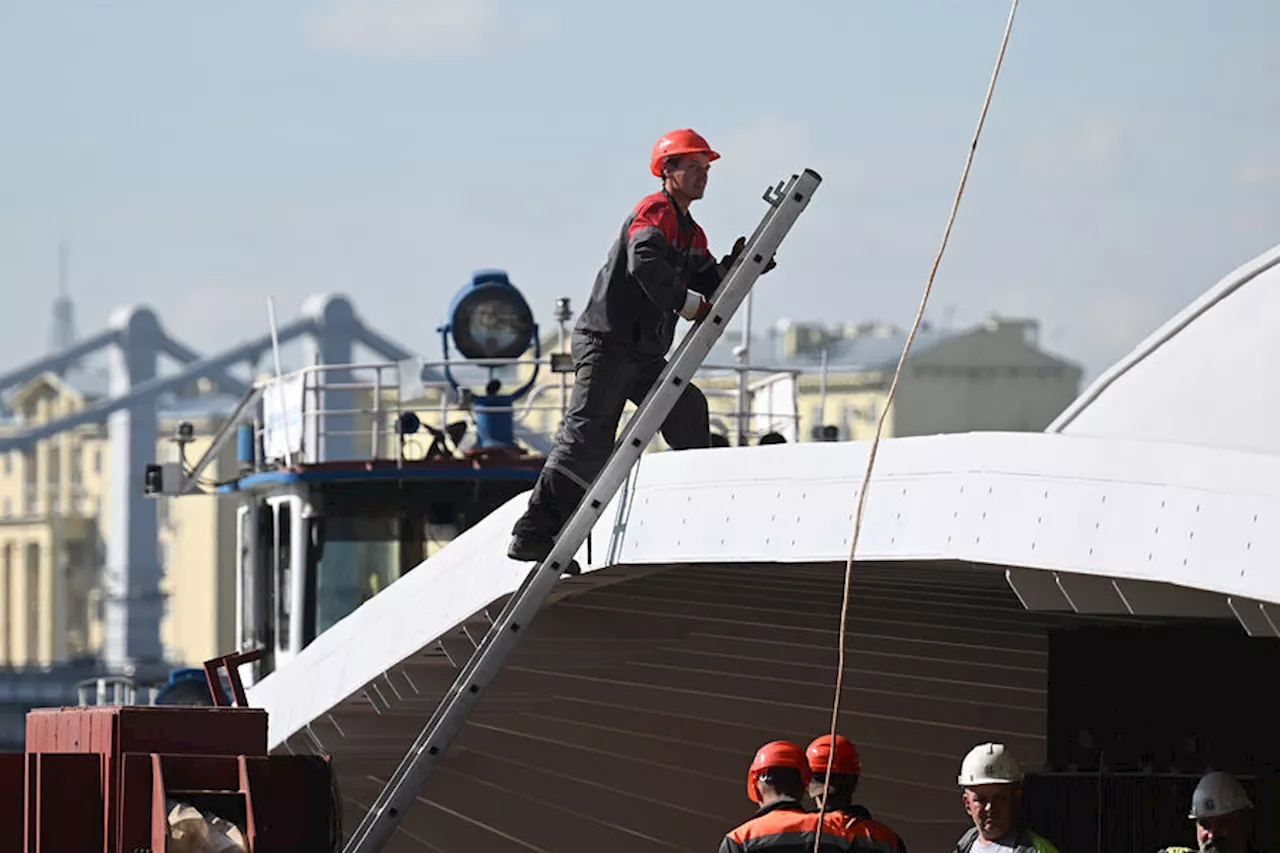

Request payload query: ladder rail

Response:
[343,167,822,853]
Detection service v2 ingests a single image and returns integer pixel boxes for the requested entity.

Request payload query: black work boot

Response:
[507,529,554,562]
[507,517,582,575]
[507,533,582,576]
[508,507,556,560]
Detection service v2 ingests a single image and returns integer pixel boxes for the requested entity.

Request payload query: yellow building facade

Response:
[0,371,238,669]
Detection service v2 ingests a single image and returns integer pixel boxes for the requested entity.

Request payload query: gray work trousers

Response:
[516,329,710,538]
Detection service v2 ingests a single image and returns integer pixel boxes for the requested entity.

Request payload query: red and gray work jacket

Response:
[575,189,724,356]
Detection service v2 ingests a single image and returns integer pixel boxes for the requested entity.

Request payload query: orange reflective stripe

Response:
[726,809,854,850]
[845,816,905,845]
[830,814,907,853]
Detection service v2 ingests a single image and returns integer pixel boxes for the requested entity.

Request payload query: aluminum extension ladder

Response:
[344,167,823,853]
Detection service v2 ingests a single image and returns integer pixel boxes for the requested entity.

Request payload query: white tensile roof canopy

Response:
[1050,243,1280,454]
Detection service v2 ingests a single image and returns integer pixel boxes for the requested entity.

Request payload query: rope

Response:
[812,0,1021,847]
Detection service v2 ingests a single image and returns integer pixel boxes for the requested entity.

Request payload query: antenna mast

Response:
[50,235,77,353]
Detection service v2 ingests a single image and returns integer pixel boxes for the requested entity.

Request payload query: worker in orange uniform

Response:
[806,734,909,853]
[507,128,775,564]
[719,740,851,852]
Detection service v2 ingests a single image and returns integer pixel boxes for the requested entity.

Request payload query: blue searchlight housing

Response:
[439,270,542,450]
[445,270,536,360]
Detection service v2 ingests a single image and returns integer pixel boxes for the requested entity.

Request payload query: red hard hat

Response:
[806,734,862,776]
[650,128,721,177]
[746,740,812,804]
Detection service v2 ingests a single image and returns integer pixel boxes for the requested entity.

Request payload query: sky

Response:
[2,0,1278,385]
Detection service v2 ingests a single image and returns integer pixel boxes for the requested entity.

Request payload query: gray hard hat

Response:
[1189,771,1252,820]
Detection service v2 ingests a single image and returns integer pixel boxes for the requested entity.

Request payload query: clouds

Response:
[1017,116,1125,188]
[714,119,816,182]
[308,0,554,62]
[1234,157,1280,188]
[713,118,867,191]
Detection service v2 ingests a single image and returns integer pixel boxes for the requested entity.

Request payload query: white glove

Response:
[679,290,706,321]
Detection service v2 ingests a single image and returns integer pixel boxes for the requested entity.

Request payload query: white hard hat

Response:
[958,742,1024,787]
[1189,771,1252,820]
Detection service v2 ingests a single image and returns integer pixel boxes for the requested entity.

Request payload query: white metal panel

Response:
[248,430,1280,751]
[596,431,1280,610]
[261,373,306,461]
[1049,242,1280,455]
[749,372,799,442]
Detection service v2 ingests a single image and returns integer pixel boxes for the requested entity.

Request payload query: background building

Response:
[747,315,1083,441]
[527,314,1083,447]
[0,367,239,669]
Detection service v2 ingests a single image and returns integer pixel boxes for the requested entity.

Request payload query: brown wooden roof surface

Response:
[291,561,1148,852]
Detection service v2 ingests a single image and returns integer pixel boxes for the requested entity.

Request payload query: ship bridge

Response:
[245,243,1280,852]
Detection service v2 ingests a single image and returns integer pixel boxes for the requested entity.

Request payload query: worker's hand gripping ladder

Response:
[343,168,823,853]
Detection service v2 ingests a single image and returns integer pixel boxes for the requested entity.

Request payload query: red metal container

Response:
[25,705,268,851]
[0,753,22,850]
[4,651,336,852]
[25,704,268,755]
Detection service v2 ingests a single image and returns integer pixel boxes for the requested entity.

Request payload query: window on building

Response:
[22,450,36,515]
[1,544,11,664]
[25,543,40,662]
[66,541,90,654]
[47,447,60,489]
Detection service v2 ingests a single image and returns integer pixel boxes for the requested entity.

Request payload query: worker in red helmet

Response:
[719,740,851,853]
[806,734,909,853]
[508,128,776,563]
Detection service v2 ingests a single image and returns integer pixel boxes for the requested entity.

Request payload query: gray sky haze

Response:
[2,0,1278,383]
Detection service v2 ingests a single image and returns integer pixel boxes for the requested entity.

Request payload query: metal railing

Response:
[0,665,161,707]
[75,675,154,706]
[0,669,92,704]
[246,355,806,469]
